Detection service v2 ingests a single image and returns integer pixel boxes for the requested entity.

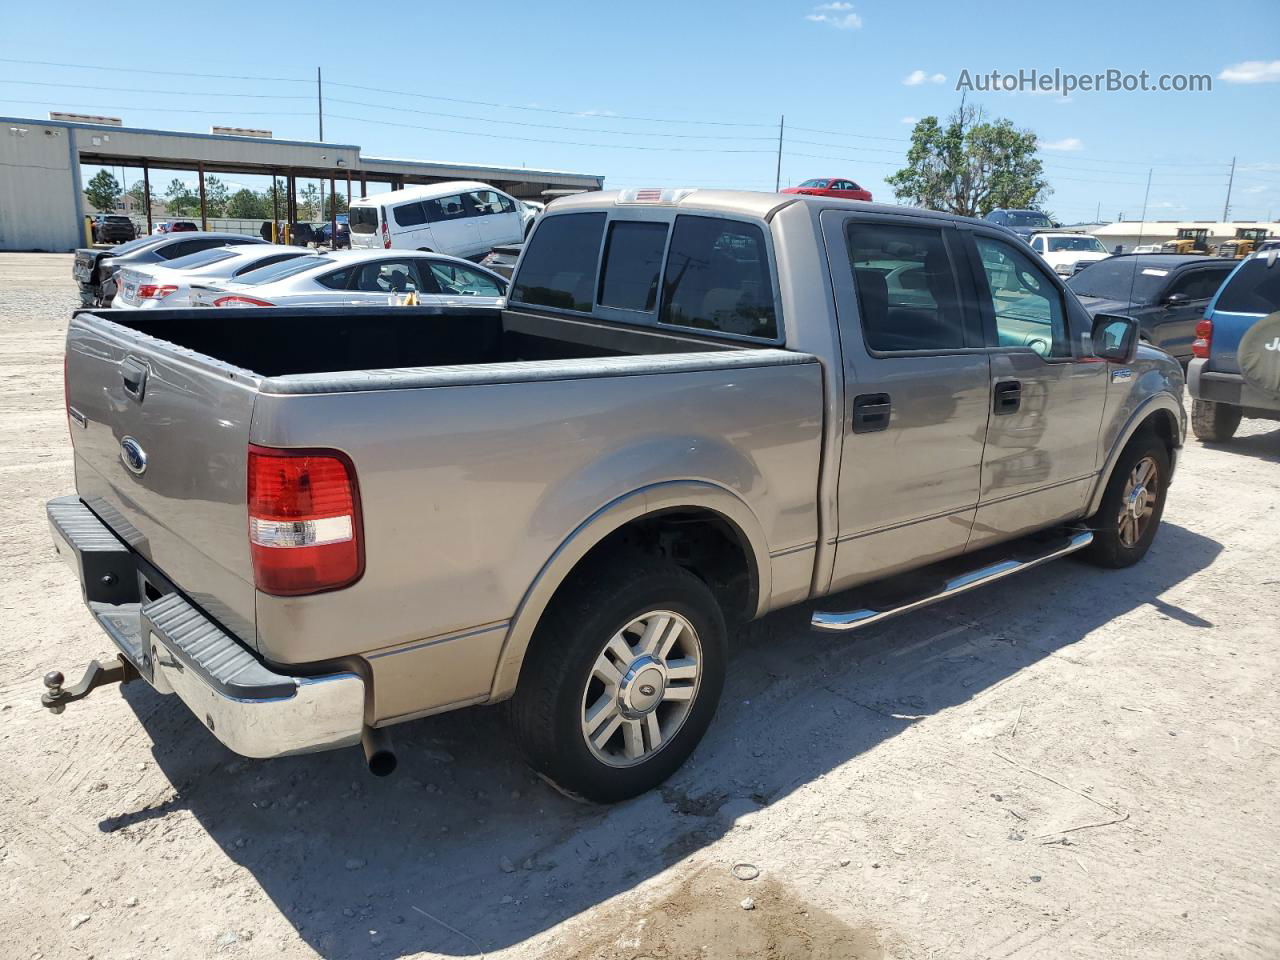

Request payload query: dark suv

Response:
[985,208,1057,242]
[92,215,137,244]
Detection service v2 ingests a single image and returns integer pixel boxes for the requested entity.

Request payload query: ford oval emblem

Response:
[120,436,148,476]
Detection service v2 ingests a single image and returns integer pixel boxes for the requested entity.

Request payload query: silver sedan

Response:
[189,249,508,308]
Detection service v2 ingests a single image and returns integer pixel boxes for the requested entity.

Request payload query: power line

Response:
[327,113,775,153]
[0,56,310,83]
[0,97,310,117]
[0,79,312,99]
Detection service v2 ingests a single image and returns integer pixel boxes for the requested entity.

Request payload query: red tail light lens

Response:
[137,284,178,300]
[1191,317,1213,359]
[381,216,391,249]
[213,295,275,307]
[247,445,363,596]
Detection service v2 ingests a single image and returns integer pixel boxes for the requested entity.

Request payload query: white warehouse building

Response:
[0,115,605,252]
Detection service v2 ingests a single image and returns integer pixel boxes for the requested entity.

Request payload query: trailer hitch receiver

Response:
[41,656,138,714]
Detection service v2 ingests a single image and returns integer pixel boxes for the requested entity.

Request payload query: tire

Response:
[1191,399,1242,443]
[507,556,727,803]
[1082,432,1170,569]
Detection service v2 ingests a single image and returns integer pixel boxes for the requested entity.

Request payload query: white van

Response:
[348,181,527,259]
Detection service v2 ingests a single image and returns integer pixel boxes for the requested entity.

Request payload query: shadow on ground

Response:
[108,523,1220,957]
[1197,423,1280,464]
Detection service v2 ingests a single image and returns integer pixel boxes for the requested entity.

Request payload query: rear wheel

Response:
[507,557,726,803]
[1082,433,1170,568]
[1191,398,1241,442]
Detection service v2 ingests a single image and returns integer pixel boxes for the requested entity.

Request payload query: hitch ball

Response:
[43,671,66,714]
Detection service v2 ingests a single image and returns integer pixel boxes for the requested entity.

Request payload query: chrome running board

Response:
[811,530,1094,633]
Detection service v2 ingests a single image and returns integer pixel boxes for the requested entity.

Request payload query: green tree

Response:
[85,169,122,212]
[886,105,1049,217]
[261,182,289,220]
[324,191,349,218]
[164,178,198,215]
[124,181,151,212]
[203,175,230,216]
[297,183,320,220]
[226,188,267,219]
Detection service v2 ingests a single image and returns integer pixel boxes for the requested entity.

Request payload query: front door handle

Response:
[993,380,1021,415]
[852,393,891,433]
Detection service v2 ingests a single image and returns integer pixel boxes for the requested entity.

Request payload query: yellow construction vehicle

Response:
[1160,227,1211,255]
[1217,227,1271,259]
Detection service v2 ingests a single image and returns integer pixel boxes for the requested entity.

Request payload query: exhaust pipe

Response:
[361,725,397,777]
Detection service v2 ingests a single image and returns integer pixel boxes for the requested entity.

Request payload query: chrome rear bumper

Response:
[47,496,365,758]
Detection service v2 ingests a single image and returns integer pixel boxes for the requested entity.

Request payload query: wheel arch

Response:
[1086,395,1183,517]
[488,480,770,701]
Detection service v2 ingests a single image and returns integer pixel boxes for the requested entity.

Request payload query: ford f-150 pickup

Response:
[43,189,1186,802]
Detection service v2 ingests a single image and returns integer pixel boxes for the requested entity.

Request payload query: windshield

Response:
[349,206,378,234]
[161,248,239,271]
[1066,259,1169,303]
[231,255,330,285]
[1215,257,1280,314]
[1006,211,1053,228]
[1047,236,1106,253]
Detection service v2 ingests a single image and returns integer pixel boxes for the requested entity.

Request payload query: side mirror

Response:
[1091,313,1139,363]
[1162,292,1190,306]
[1052,222,1062,228]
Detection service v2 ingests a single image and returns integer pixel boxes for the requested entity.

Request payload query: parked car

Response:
[347,181,525,259]
[112,244,310,310]
[92,214,136,244]
[781,177,873,201]
[1132,244,1164,254]
[151,222,171,235]
[1187,247,1280,441]
[1066,254,1236,361]
[188,249,507,308]
[984,209,1056,242]
[45,188,1183,802]
[1028,232,1111,277]
[73,232,267,306]
[317,214,350,249]
[478,242,522,279]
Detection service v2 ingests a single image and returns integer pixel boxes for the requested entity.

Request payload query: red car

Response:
[781,177,872,201]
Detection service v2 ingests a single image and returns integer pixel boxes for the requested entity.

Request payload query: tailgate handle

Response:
[120,358,148,402]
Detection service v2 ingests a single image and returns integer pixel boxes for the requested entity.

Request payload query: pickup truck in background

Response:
[1187,247,1280,441]
[44,189,1185,802]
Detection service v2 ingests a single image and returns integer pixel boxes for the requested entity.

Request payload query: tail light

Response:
[1191,317,1213,359]
[381,214,391,249]
[213,295,275,307]
[137,284,178,300]
[248,445,363,596]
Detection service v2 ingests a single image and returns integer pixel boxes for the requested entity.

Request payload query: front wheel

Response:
[507,557,727,803]
[1191,399,1241,443]
[1082,434,1170,569]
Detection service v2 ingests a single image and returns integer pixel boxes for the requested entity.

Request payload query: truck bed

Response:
[65,304,822,726]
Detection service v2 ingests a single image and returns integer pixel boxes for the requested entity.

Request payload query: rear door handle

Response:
[120,358,148,402]
[852,393,891,433]
[993,379,1021,415]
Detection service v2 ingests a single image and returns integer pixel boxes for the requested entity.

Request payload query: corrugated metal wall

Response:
[0,121,82,251]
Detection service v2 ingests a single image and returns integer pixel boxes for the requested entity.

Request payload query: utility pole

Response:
[1095,201,1101,224]
[1222,156,1235,222]
[774,115,784,193]
[317,67,324,141]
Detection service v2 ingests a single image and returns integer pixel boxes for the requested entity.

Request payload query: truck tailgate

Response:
[65,315,261,645]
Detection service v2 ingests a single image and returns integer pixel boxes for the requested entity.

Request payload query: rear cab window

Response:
[512,209,781,342]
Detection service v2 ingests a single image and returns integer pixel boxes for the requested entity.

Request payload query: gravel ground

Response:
[1,252,1277,960]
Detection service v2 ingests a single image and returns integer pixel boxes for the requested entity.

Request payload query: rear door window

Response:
[512,212,606,312]
[425,195,469,223]
[598,221,669,312]
[1215,257,1280,314]
[349,206,379,234]
[392,201,428,228]
[660,216,777,339]
[353,259,421,293]
[845,221,968,352]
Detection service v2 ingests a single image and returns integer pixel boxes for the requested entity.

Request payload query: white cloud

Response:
[900,116,918,124]
[904,69,946,86]
[805,3,862,30]
[1042,137,1084,152]
[1218,60,1280,84]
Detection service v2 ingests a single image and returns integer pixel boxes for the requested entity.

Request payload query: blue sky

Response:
[3,0,1278,222]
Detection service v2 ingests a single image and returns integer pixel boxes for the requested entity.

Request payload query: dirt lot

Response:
[1,252,1277,960]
